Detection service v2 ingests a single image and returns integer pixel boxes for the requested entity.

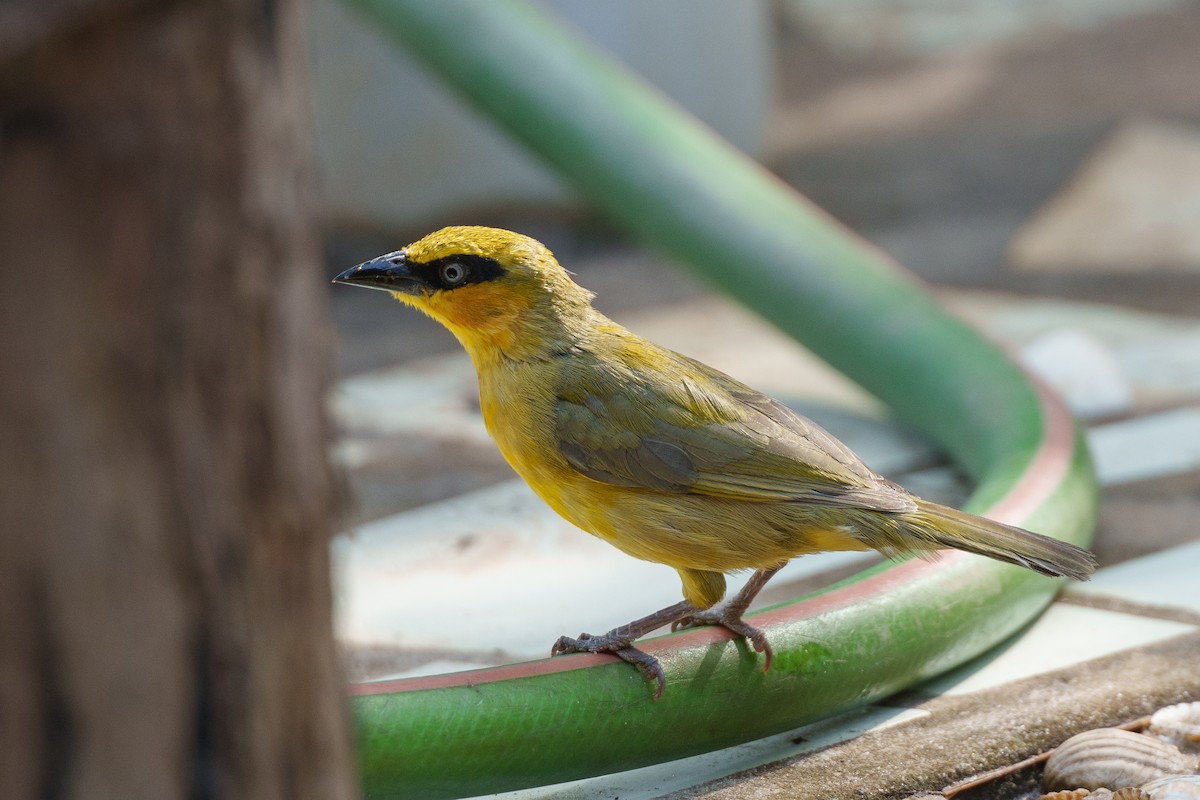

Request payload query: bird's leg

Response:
[672,565,784,671]
[550,599,695,699]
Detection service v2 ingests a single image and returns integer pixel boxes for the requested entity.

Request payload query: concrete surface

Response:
[777,0,1191,57]
[1009,119,1200,273]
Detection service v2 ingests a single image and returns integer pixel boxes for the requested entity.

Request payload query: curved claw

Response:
[671,610,775,672]
[611,646,668,700]
[549,633,595,657]
[549,632,667,699]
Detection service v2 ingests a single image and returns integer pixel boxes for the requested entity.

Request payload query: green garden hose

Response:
[341,2,1099,797]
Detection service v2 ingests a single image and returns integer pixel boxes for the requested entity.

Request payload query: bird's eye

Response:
[439,261,469,287]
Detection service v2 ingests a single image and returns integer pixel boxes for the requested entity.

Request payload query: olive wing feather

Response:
[553,351,916,513]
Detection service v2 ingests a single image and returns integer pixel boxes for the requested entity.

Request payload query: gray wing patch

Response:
[553,350,917,513]
[558,435,699,492]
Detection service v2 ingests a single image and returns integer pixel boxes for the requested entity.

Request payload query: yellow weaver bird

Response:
[334,226,1095,697]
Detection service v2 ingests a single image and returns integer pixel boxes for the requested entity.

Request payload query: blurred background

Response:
[318,0,1200,371]
[319,0,1200,679]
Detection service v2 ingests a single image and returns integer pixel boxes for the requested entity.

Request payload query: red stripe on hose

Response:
[984,380,1076,526]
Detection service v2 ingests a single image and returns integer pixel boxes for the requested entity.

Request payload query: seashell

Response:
[1040,788,1150,799]
[1149,703,1200,754]
[1141,775,1200,800]
[1113,789,1152,800]
[1044,729,1199,791]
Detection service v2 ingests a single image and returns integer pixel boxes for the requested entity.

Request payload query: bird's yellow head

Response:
[333,226,596,362]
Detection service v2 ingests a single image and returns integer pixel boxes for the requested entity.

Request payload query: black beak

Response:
[332,250,423,294]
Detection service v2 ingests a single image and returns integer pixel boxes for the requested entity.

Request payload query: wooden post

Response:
[0,1,357,797]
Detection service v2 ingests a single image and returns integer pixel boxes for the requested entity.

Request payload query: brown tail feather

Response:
[909,500,1096,581]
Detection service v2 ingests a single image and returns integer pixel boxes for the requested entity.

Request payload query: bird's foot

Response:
[672,609,775,672]
[551,631,667,699]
